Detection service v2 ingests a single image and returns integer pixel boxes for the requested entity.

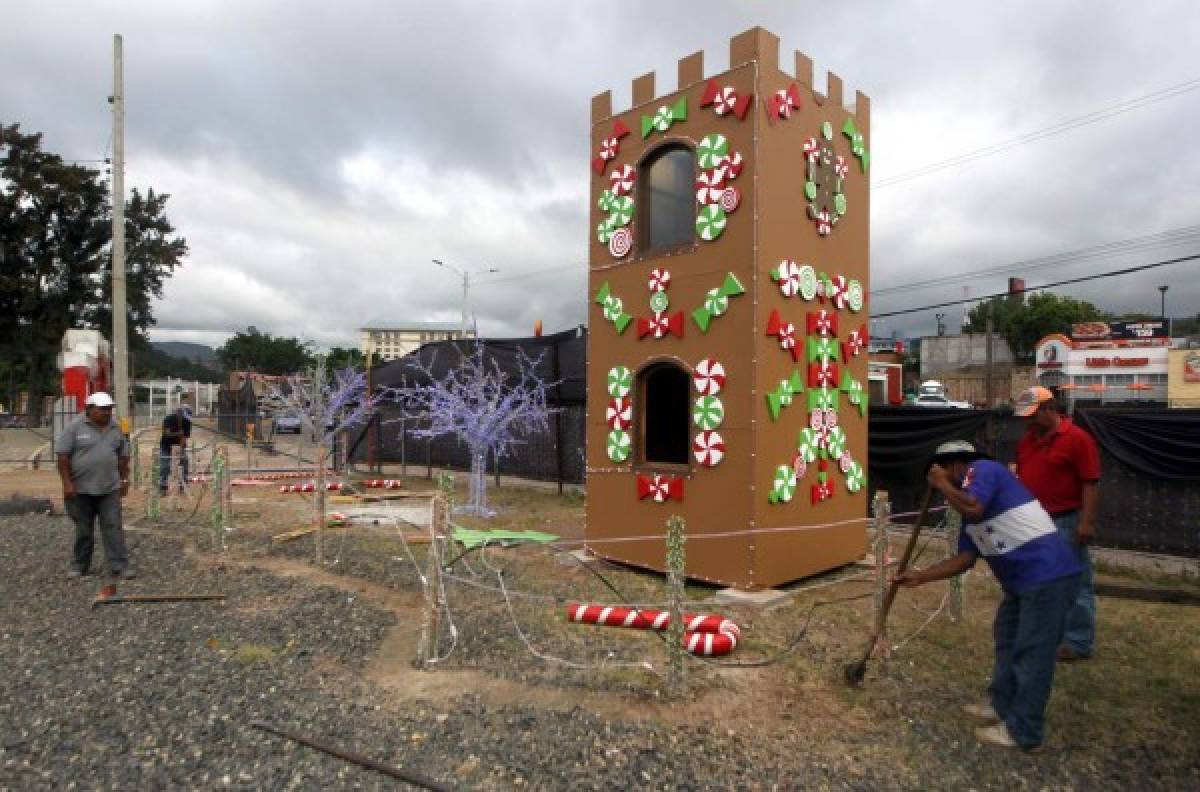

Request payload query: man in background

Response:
[54,392,133,579]
[1013,386,1101,662]
[159,405,192,494]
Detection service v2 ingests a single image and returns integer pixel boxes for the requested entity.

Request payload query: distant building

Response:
[359,321,468,362]
[1035,320,1171,409]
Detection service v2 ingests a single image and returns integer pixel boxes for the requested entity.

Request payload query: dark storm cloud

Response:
[2,1,1198,346]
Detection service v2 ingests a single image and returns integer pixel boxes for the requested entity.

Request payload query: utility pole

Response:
[984,301,995,409]
[432,259,498,339]
[1158,285,1169,320]
[111,34,130,428]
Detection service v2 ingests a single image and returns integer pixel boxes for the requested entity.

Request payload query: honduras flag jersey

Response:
[957,460,1081,593]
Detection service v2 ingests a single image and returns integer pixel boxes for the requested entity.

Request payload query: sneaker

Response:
[66,568,85,580]
[1056,645,1090,662]
[963,701,1000,722]
[975,723,1043,753]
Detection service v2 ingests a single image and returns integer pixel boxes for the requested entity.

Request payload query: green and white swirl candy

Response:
[692,395,725,430]
[704,288,729,317]
[607,429,631,463]
[697,133,729,170]
[846,279,864,312]
[609,196,634,227]
[798,265,819,301]
[606,366,632,398]
[602,295,624,322]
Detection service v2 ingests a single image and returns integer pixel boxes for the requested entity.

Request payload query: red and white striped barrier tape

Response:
[566,603,741,657]
[278,482,343,493]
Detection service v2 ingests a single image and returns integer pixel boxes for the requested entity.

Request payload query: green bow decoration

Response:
[766,369,805,421]
[691,272,745,332]
[807,336,840,364]
[641,96,688,138]
[593,282,632,334]
[841,373,867,418]
[842,117,870,172]
[807,387,836,412]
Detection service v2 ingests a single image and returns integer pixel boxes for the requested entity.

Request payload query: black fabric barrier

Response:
[1074,408,1200,482]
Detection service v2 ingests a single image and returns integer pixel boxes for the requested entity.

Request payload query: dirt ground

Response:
[4,440,1199,789]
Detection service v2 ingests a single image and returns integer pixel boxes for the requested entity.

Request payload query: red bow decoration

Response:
[637,474,685,503]
[590,121,630,174]
[811,479,834,504]
[700,79,753,120]
[808,361,840,389]
[842,324,868,360]
[769,84,801,120]
[765,310,800,361]
[637,311,685,340]
[806,310,838,338]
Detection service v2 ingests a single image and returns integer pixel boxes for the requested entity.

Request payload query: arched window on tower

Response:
[637,362,690,467]
[639,144,695,254]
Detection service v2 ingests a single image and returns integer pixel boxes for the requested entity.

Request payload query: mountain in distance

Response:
[152,341,217,364]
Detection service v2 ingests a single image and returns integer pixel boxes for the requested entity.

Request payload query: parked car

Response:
[913,394,971,409]
[273,412,303,434]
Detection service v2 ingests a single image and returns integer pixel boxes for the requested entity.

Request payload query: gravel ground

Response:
[3,514,1196,790]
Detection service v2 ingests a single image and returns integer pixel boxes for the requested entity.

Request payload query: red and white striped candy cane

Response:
[566,603,741,657]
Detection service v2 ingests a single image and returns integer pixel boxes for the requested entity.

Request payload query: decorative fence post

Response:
[147,452,161,522]
[210,449,228,551]
[665,515,687,698]
[871,490,891,661]
[945,507,964,622]
[414,491,447,670]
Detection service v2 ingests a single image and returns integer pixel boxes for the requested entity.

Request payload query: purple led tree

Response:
[397,342,556,517]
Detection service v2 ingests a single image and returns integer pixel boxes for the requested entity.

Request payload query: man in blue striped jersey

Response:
[894,441,1081,752]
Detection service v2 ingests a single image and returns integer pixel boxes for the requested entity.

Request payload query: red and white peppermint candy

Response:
[802,137,820,163]
[650,312,671,338]
[774,88,797,118]
[647,268,671,292]
[650,477,671,502]
[719,186,741,213]
[695,168,727,205]
[608,227,632,258]
[828,275,849,310]
[816,210,832,236]
[717,151,743,179]
[714,86,738,115]
[692,358,726,395]
[605,397,632,430]
[778,322,797,350]
[692,430,725,466]
[777,259,802,297]
[834,155,848,180]
[609,164,635,196]
[600,137,619,161]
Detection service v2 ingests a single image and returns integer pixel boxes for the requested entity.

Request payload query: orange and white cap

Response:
[1013,386,1055,417]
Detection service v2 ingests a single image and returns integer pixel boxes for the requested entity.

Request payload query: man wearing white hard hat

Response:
[54,392,134,579]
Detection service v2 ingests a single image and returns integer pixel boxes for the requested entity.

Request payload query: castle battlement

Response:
[591,26,869,130]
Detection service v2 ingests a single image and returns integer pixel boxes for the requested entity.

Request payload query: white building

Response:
[1034,320,1170,408]
[359,321,467,362]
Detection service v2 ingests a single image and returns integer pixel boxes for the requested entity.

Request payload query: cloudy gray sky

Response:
[4,1,1199,348]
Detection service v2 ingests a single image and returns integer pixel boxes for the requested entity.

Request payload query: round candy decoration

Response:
[846,279,864,313]
[609,164,635,196]
[695,204,727,242]
[595,215,616,244]
[776,259,801,297]
[608,227,633,258]
[825,426,847,459]
[823,408,838,429]
[697,133,730,170]
[839,451,854,474]
[809,409,825,431]
[600,137,619,161]
[791,452,808,479]
[609,196,634,227]
[597,189,616,212]
[606,366,632,399]
[692,430,725,467]
[693,358,727,395]
[693,395,725,430]
[704,288,728,317]
[695,169,727,205]
[650,291,670,313]
[601,295,624,322]
[719,186,741,213]
[647,268,671,292]
[718,151,744,179]
[845,461,866,493]
[770,464,797,504]
[606,429,631,463]
[796,427,819,463]
[605,397,632,430]
[714,87,738,116]
[798,264,819,301]
[778,322,797,353]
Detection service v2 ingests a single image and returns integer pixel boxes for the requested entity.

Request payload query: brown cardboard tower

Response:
[585,27,871,589]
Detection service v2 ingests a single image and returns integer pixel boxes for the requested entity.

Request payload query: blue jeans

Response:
[1053,512,1095,656]
[988,574,1079,748]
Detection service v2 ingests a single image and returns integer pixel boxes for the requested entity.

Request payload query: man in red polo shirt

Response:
[1013,386,1101,661]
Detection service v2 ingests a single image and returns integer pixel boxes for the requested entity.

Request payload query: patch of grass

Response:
[233,643,276,665]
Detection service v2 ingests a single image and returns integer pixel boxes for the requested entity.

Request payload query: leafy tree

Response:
[1,124,189,423]
[326,346,364,372]
[215,326,314,375]
[964,293,1108,361]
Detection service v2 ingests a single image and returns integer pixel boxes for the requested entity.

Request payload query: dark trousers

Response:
[66,492,129,574]
[988,574,1079,748]
[159,446,189,492]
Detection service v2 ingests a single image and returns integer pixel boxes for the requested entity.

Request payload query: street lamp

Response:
[432,259,499,338]
[1158,285,1169,320]
[935,313,946,337]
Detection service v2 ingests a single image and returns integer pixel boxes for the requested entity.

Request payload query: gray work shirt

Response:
[54,415,130,495]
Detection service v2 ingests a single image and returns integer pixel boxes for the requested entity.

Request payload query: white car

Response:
[914,394,971,409]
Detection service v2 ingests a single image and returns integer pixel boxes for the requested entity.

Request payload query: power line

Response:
[873,253,1200,319]
[872,76,1200,189]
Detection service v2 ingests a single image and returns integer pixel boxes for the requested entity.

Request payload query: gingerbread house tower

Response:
[585,28,872,588]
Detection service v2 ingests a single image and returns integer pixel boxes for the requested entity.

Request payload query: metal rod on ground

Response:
[93,592,225,609]
[665,514,687,698]
[845,486,934,686]
[945,507,964,621]
[249,720,450,792]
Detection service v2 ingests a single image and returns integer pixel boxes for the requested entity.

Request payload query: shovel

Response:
[843,485,935,686]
